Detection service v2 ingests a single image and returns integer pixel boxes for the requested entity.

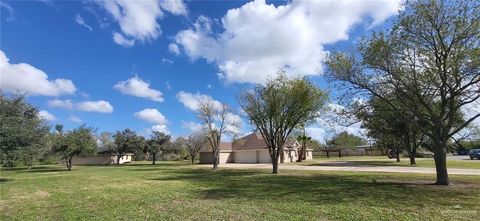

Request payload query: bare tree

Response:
[197,99,235,170]
[185,132,207,165]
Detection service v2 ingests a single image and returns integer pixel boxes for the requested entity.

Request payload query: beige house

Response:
[199,133,313,164]
[72,150,134,165]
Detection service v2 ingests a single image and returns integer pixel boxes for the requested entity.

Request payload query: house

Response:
[71,149,134,165]
[199,133,313,164]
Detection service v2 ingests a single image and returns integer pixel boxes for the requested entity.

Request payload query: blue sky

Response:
[0,0,401,140]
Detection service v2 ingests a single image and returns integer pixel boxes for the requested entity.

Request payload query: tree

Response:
[357,97,425,164]
[146,131,171,165]
[295,125,311,162]
[326,0,479,185]
[52,125,96,170]
[112,129,142,165]
[185,132,207,165]
[239,74,327,173]
[197,99,236,170]
[98,132,114,150]
[329,131,366,158]
[0,93,50,168]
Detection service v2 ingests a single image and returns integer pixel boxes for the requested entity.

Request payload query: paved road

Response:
[213,163,480,176]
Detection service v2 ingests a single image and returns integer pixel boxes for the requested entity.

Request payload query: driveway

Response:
[213,163,480,176]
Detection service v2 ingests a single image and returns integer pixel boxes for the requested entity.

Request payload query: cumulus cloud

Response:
[76,100,114,113]
[160,0,188,16]
[181,121,203,133]
[97,0,188,47]
[135,108,169,134]
[114,76,164,102]
[176,91,222,111]
[47,99,74,110]
[38,110,56,121]
[113,32,135,47]
[68,115,82,123]
[168,43,180,55]
[75,14,93,31]
[174,0,401,83]
[151,124,169,134]
[0,50,76,96]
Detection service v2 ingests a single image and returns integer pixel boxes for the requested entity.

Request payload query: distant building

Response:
[71,149,134,165]
[199,133,313,164]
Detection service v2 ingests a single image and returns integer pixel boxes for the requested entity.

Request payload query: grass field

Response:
[1,161,479,221]
[297,156,480,169]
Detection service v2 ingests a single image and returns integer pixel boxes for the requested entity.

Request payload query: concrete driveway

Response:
[213,163,480,176]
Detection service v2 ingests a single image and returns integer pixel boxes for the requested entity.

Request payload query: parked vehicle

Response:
[469,149,480,160]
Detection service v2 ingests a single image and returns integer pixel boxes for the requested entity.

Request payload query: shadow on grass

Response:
[148,168,468,207]
[305,160,401,167]
[0,177,12,182]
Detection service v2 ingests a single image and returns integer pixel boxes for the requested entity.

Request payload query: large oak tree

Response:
[326,0,479,185]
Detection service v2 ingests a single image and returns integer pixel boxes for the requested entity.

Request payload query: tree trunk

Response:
[297,148,303,162]
[152,153,156,165]
[338,149,342,158]
[396,147,400,162]
[67,158,72,171]
[433,146,449,185]
[117,155,121,165]
[272,157,279,174]
[191,154,195,165]
[302,145,307,160]
[409,153,416,165]
[212,150,219,170]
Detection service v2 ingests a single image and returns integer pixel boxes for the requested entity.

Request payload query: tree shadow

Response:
[305,160,401,167]
[148,168,472,207]
[0,177,12,183]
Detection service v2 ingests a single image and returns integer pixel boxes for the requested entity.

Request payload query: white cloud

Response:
[174,0,401,83]
[97,0,188,46]
[114,76,164,102]
[75,14,93,31]
[168,43,180,55]
[134,108,168,125]
[112,32,135,47]
[181,120,203,133]
[160,0,187,16]
[151,124,169,134]
[0,50,76,96]
[68,115,82,123]
[162,58,173,64]
[38,110,56,121]
[135,108,169,134]
[76,100,114,113]
[206,84,212,89]
[176,91,222,111]
[47,99,74,110]
[97,0,167,46]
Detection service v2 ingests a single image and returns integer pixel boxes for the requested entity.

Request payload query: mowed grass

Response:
[297,156,480,169]
[1,161,480,221]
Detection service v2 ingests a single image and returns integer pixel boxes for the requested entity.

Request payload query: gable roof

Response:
[199,132,300,152]
[232,133,299,151]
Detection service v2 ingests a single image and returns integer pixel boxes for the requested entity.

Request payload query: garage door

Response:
[257,150,271,163]
[234,151,257,163]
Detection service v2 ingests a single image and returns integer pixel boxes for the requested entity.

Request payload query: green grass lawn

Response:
[297,156,480,169]
[1,161,479,221]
